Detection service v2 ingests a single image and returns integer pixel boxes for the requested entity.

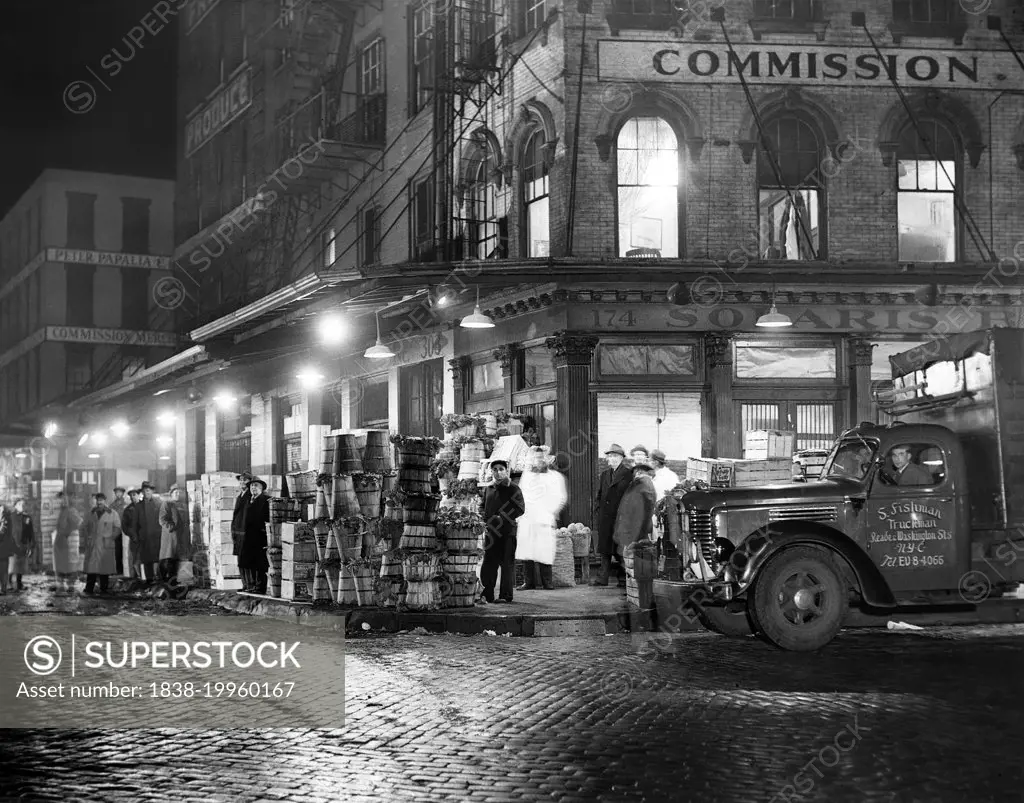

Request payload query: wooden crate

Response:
[686,457,791,488]
[281,578,312,602]
[743,429,795,460]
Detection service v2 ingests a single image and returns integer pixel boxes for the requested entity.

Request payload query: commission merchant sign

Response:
[597,41,1017,91]
[185,67,251,157]
[49,248,170,270]
[46,327,179,348]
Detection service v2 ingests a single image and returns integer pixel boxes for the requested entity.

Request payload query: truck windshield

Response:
[822,439,878,481]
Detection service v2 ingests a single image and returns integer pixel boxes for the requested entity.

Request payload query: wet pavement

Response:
[1,574,1023,801]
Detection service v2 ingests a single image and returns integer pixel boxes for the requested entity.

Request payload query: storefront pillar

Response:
[204,402,219,472]
[706,333,738,458]
[848,337,875,427]
[493,344,518,414]
[545,332,599,528]
[448,356,471,414]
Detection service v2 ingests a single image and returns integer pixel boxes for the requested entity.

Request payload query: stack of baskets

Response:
[389,435,443,610]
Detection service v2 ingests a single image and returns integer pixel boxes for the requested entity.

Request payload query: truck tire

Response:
[750,546,846,652]
[696,605,754,637]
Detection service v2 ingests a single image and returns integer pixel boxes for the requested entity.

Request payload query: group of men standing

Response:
[50,482,190,595]
[0,499,36,595]
[593,444,679,587]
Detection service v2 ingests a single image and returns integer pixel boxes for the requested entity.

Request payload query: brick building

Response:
[69,0,1024,526]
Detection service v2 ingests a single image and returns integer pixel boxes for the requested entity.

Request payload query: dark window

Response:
[617,117,680,258]
[893,0,949,23]
[66,192,96,249]
[468,148,501,259]
[66,266,95,327]
[752,0,824,20]
[122,270,149,330]
[522,0,546,34]
[456,0,497,70]
[360,206,381,266]
[521,345,556,388]
[409,3,434,115]
[400,359,443,438]
[65,345,92,393]
[358,378,389,428]
[121,197,151,254]
[897,119,958,263]
[410,176,435,261]
[523,130,550,257]
[758,116,823,260]
[516,401,555,447]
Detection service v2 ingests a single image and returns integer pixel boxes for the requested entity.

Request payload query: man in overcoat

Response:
[480,460,525,604]
[120,489,141,580]
[82,493,121,595]
[110,486,127,575]
[7,498,35,591]
[613,460,658,550]
[159,485,189,583]
[134,482,163,583]
[592,444,632,587]
[231,471,254,560]
[238,477,270,593]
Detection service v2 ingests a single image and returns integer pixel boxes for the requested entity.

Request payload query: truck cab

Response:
[669,329,1024,651]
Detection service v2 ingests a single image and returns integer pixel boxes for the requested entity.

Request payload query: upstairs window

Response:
[893,0,949,23]
[897,120,958,263]
[522,0,546,35]
[758,116,823,261]
[410,176,436,261]
[752,0,824,20]
[321,227,337,269]
[360,206,382,267]
[890,0,965,43]
[523,130,550,258]
[617,117,680,258]
[409,3,434,115]
[359,37,384,96]
[467,147,501,259]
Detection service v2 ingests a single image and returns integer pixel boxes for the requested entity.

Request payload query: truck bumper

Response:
[652,578,736,604]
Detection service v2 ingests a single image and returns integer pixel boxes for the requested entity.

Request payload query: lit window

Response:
[523,130,550,257]
[322,227,336,269]
[897,120,957,263]
[759,116,822,260]
[617,117,679,258]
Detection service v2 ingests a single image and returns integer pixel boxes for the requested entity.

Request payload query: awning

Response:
[888,331,991,378]
[66,346,217,409]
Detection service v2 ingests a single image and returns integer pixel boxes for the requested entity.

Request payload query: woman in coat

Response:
[159,485,188,583]
[53,492,83,593]
[82,493,121,595]
[7,498,35,591]
[515,447,567,590]
[238,477,270,593]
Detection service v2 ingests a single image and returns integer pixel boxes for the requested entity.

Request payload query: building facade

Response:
[69,0,1024,526]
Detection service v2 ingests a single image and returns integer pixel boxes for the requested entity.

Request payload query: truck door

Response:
[865,439,966,592]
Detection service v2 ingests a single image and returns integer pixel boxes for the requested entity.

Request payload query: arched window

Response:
[758,116,823,261]
[896,119,958,263]
[616,116,680,258]
[468,147,500,259]
[523,129,550,257]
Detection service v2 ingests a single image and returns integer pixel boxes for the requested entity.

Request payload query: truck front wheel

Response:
[750,546,846,652]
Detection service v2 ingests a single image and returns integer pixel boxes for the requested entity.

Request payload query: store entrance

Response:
[739,400,838,453]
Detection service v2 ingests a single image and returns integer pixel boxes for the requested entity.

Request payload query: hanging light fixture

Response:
[756,281,793,328]
[460,286,495,329]
[364,310,395,359]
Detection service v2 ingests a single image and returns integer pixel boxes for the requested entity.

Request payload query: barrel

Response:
[338,433,363,474]
[321,433,337,476]
[402,580,442,610]
[441,528,481,553]
[362,430,393,474]
[330,435,344,475]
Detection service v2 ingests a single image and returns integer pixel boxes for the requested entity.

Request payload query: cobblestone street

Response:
[2,574,1023,803]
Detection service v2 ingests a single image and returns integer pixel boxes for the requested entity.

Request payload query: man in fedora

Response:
[110,486,127,575]
[238,476,270,594]
[613,455,658,550]
[121,488,141,580]
[593,444,632,587]
[159,485,188,583]
[135,481,163,584]
[231,472,254,561]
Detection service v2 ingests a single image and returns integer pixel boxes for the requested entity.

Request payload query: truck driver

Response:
[888,444,934,486]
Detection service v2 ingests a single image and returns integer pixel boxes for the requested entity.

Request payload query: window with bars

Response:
[523,130,550,258]
[400,360,444,438]
[617,117,681,258]
[409,3,434,115]
[759,116,823,261]
[359,37,384,96]
[897,119,958,263]
[740,402,836,453]
[752,0,824,20]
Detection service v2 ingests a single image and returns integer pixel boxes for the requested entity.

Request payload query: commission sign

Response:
[597,40,1017,91]
[185,67,251,157]
[46,327,179,348]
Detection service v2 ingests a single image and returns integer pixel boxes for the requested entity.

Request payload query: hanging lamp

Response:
[364,310,395,358]
[755,281,793,328]
[459,286,495,329]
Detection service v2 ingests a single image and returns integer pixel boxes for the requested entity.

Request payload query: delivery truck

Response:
[666,328,1024,651]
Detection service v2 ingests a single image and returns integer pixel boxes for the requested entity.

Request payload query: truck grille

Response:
[687,508,717,565]
[768,505,838,523]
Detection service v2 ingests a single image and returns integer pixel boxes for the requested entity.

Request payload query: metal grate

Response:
[796,403,835,451]
[742,403,780,435]
[687,508,717,566]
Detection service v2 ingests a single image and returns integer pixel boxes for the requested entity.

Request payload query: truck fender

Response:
[737,522,897,608]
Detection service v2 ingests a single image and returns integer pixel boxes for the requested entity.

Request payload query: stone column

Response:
[448,356,471,414]
[706,333,737,458]
[545,331,599,528]
[848,337,876,428]
[204,402,219,472]
[493,344,518,414]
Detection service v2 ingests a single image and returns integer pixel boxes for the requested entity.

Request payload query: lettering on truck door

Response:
[866,440,965,592]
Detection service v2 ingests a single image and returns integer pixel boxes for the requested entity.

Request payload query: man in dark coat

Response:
[592,444,632,586]
[134,482,163,583]
[480,460,525,604]
[231,472,254,559]
[159,485,189,583]
[238,477,270,593]
[7,498,35,591]
[110,486,127,575]
[121,489,141,579]
[613,460,658,550]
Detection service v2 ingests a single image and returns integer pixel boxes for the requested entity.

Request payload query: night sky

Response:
[0,0,177,217]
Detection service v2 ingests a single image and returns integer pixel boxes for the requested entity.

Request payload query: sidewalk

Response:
[187,584,663,636]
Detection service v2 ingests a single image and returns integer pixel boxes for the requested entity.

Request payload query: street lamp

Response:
[43,421,58,439]
[156,410,176,427]
[296,367,326,389]
[213,392,238,411]
[91,432,108,448]
[318,313,346,345]
[460,286,495,329]
[110,421,130,438]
